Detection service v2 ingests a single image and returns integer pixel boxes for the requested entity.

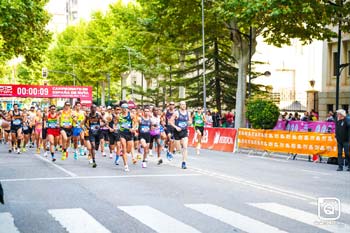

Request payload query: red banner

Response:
[0,84,92,103]
[188,127,237,152]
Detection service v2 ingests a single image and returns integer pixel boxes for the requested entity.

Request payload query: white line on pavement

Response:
[0,173,202,182]
[48,208,111,233]
[299,169,331,176]
[247,155,290,163]
[250,202,350,233]
[187,166,313,201]
[34,155,78,177]
[0,213,20,233]
[185,204,288,233]
[118,205,201,233]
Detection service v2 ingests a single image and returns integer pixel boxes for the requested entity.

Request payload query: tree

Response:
[0,0,51,64]
[216,0,343,129]
[246,99,280,129]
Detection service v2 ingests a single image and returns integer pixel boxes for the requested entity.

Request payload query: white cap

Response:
[107,106,112,109]
[337,109,347,117]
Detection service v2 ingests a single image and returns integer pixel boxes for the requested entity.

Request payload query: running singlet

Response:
[139,118,151,133]
[165,110,174,126]
[118,112,132,132]
[109,114,119,133]
[88,113,101,135]
[193,113,204,127]
[60,110,73,128]
[47,113,58,129]
[176,111,189,130]
[72,111,85,128]
[12,111,23,126]
[150,116,161,136]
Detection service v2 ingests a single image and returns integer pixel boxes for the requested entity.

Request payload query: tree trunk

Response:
[101,80,106,106]
[230,24,257,129]
[214,39,222,114]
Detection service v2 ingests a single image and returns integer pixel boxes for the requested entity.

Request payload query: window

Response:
[342,104,349,113]
[327,104,334,113]
[348,51,350,76]
[333,52,339,76]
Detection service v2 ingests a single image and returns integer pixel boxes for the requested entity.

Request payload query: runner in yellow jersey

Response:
[72,102,85,160]
[59,102,73,160]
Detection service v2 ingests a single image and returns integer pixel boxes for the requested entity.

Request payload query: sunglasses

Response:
[50,108,56,111]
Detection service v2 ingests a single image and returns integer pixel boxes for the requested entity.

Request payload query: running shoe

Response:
[36,148,40,154]
[148,150,153,157]
[157,159,163,165]
[124,165,130,172]
[44,151,48,157]
[8,148,12,153]
[102,152,106,157]
[22,147,26,152]
[89,158,93,164]
[17,148,21,154]
[115,155,120,165]
[181,161,187,169]
[142,161,147,168]
[166,151,173,161]
[61,152,67,160]
[92,162,97,168]
[74,151,78,160]
[52,156,56,162]
[109,153,113,159]
[132,158,137,164]
[137,154,142,160]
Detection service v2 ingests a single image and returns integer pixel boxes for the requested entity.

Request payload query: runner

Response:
[150,107,163,165]
[85,104,104,168]
[42,107,49,157]
[46,105,60,162]
[83,108,92,163]
[21,110,30,152]
[1,112,12,151]
[117,100,138,172]
[72,102,85,160]
[99,107,110,157]
[9,104,25,154]
[138,107,152,168]
[34,109,43,154]
[59,102,73,160]
[108,106,121,164]
[169,101,192,169]
[28,106,36,148]
[192,106,206,155]
[164,102,176,160]
[130,108,139,164]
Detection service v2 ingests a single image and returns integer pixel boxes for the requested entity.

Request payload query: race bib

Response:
[121,122,131,129]
[195,119,203,125]
[22,126,28,130]
[63,122,71,127]
[150,128,160,136]
[178,121,187,129]
[13,119,21,125]
[140,126,150,133]
[48,122,57,128]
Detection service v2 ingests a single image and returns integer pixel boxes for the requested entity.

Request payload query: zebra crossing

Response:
[1,202,349,233]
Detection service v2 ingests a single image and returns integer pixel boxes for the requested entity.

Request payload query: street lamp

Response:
[201,0,207,111]
[248,71,271,97]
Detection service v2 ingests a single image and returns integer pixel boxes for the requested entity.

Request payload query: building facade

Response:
[319,33,350,119]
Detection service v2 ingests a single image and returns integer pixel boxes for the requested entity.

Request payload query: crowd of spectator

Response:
[204,109,235,128]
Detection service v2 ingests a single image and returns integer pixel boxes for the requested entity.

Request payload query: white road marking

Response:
[118,205,201,233]
[187,166,313,201]
[299,169,330,176]
[0,212,20,233]
[185,204,288,233]
[247,155,289,163]
[250,202,350,233]
[48,208,111,233]
[0,173,202,182]
[35,154,78,177]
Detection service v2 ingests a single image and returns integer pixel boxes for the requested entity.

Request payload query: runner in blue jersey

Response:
[169,101,192,169]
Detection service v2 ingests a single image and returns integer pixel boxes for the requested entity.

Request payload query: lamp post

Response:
[201,0,207,111]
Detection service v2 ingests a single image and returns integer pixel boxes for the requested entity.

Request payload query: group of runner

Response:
[0,100,207,172]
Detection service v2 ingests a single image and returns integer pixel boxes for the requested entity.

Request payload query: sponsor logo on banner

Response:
[213,132,234,144]
[0,86,13,96]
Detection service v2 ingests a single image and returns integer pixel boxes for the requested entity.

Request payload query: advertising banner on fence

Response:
[0,84,92,104]
[188,127,237,152]
[238,128,337,157]
[273,120,335,133]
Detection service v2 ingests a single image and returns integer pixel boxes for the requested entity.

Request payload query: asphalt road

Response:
[0,143,349,233]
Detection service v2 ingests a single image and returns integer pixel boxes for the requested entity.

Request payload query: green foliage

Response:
[246,99,280,129]
[0,0,52,64]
